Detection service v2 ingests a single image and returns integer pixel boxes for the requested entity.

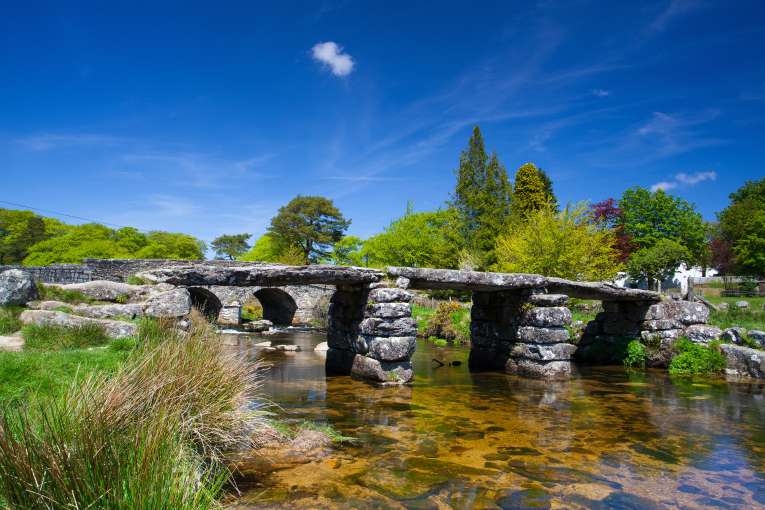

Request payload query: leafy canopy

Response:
[211,233,251,260]
[268,196,350,263]
[626,238,690,290]
[717,177,765,275]
[510,163,550,221]
[492,203,622,280]
[325,236,364,266]
[0,209,48,264]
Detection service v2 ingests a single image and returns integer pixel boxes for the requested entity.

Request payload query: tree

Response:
[717,178,765,275]
[510,163,549,221]
[618,187,706,264]
[239,234,281,262]
[211,233,251,260]
[134,232,206,260]
[363,209,460,269]
[268,196,350,263]
[590,198,634,262]
[450,127,512,265]
[326,236,364,266]
[626,239,690,291]
[0,209,48,264]
[492,203,622,281]
[537,168,558,211]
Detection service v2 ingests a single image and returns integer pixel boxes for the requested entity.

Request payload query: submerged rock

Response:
[0,269,37,306]
[19,310,137,339]
[242,319,273,332]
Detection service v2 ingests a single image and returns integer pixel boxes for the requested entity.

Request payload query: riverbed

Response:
[222,329,765,509]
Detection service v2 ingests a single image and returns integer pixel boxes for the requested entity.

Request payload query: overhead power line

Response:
[0,199,146,232]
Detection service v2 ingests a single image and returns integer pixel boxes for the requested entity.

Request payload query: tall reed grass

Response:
[0,311,267,509]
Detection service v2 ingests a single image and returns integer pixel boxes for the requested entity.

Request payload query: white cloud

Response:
[650,170,717,192]
[311,41,354,76]
[591,88,610,97]
[649,0,704,32]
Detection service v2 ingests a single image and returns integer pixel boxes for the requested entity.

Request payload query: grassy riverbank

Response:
[0,313,267,509]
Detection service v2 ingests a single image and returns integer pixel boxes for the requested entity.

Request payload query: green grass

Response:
[705,295,765,308]
[126,275,152,285]
[708,306,765,332]
[668,338,726,376]
[36,282,94,304]
[0,306,22,335]
[22,323,111,351]
[623,339,647,369]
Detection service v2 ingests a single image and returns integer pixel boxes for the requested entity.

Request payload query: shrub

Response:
[0,307,22,335]
[430,337,448,347]
[36,283,94,304]
[0,311,267,507]
[623,339,647,369]
[423,302,469,343]
[22,323,111,351]
[241,301,264,321]
[669,338,726,376]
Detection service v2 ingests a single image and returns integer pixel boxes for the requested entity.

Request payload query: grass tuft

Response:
[0,307,22,335]
[22,323,111,351]
[36,283,94,304]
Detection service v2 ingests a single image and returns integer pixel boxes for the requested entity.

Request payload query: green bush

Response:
[22,323,110,351]
[623,339,647,369]
[428,336,448,347]
[669,338,726,376]
[241,301,264,321]
[36,283,94,304]
[0,307,22,335]
[422,302,470,344]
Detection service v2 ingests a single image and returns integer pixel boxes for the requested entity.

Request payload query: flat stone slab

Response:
[141,263,384,287]
[387,267,660,301]
[19,310,137,339]
[0,334,23,352]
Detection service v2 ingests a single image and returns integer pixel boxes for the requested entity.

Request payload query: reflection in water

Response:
[222,330,765,509]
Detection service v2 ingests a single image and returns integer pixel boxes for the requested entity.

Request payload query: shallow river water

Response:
[223,329,765,509]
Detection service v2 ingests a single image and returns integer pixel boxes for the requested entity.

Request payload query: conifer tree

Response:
[511,163,549,220]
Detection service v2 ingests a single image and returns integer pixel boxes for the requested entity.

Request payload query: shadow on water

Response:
[221,330,765,509]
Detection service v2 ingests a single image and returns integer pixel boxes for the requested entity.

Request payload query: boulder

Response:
[720,344,765,379]
[510,342,577,361]
[44,280,146,302]
[644,301,708,325]
[717,302,729,311]
[314,341,329,352]
[683,324,722,344]
[735,300,750,309]
[748,330,765,348]
[516,326,570,344]
[275,344,300,352]
[366,302,411,319]
[505,358,572,380]
[367,287,412,303]
[642,319,683,331]
[0,269,37,306]
[721,327,747,345]
[521,307,572,328]
[72,303,144,320]
[19,310,137,339]
[641,328,682,342]
[395,277,411,289]
[351,354,413,384]
[359,317,417,337]
[0,333,23,351]
[143,288,192,318]
[356,335,416,361]
[529,294,568,307]
[242,320,273,332]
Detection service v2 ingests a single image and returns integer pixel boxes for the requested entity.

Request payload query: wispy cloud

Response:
[650,170,717,191]
[591,88,610,97]
[649,0,704,32]
[14,133,129,151]
[312,41,354,76]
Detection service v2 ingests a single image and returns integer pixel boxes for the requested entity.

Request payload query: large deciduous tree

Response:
[492,203,622,281]
[451,126,512,266]
[268,196,350,263]
[589,198,634,262]
[717,177,765,276]
[0,209,48,264]
[617,187,706,264]
[211,233,252,260]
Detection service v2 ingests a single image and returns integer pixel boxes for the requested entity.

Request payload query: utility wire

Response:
[0,199,147,232]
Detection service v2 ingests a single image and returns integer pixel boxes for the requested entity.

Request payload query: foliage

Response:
[575,336,633,365]
[0,209,48,264]
[363,208,460,268]
[239,234,281,262]
[707,302,765,332]
[210,233,251,260]
[626,239,690,290]
[22,323,111,351]
[623,339,647,369]
[430,337,448,347]
[717,178,765,276]
[413,302,470,343]
[510,162,550,221]
[451,127,512,265]
[241,301,264,321]
[326,235,364,266]
[668,338,726,376]
[126,275,151,285]
[36,282,94,304]
[22,222,205,265]
[0,306,22,335]
[537,167,558,211]
[0,314,267,508]
[590,198,634,262]
[618,187,706,264]
[268,195,350,263]
[493,203,623,280]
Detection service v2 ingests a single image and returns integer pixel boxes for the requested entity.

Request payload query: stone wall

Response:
[0,264,93,284]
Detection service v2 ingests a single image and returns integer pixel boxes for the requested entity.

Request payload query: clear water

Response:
[222,330,765,509]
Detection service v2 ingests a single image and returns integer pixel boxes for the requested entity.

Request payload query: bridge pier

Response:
[469,291,575,379]
[325,283,417,384]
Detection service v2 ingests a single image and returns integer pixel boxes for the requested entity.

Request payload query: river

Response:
[222,329,765,509]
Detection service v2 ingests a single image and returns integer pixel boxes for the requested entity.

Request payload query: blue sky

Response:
[1,0,763,245]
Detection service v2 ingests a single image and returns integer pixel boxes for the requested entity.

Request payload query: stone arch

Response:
[253,288,298,326]
[188,287,223,321]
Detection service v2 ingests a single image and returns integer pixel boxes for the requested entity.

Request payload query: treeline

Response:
[0,211,206,265]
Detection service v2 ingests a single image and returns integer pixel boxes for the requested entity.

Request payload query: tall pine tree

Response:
[451,127,512,266]
[511,163,549,220]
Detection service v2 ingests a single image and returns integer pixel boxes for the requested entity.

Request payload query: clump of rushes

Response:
[0,311,268,508]
[0,307,22,335]
[669,338,726,376]
[36,283,94,304]
[22,323,111,351]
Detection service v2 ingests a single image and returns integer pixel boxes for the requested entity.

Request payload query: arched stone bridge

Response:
[139,263,708,385]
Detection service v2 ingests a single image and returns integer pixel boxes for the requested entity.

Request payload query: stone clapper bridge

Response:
[139,263,709,384]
